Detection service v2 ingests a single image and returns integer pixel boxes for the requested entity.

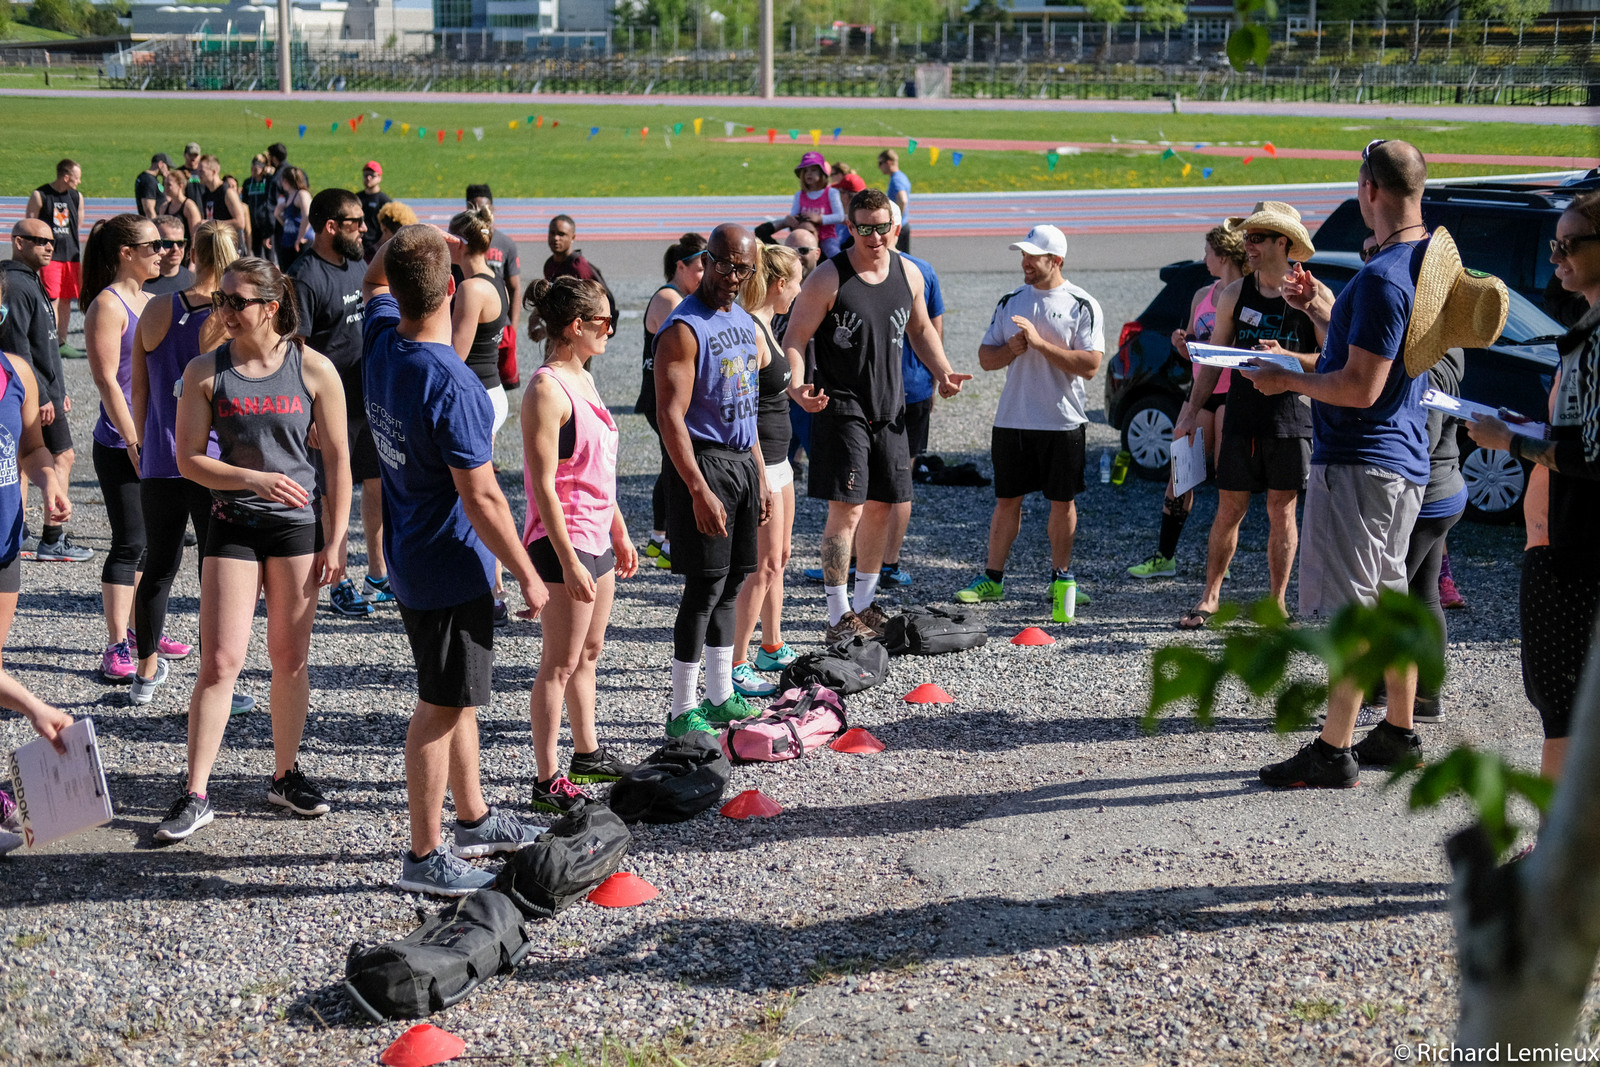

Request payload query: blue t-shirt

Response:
[887,171,912,223]
[362,293,496,610]
[1310,240,1430,485]
[658,292,759,450]
[900,253,944,404]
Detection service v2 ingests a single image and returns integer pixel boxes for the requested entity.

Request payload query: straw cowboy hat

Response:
[1402,227,1510,377]
[1226,201,1316,262]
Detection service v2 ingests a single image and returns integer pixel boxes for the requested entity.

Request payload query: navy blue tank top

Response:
[0,360,26,565]
[657,292,759,450]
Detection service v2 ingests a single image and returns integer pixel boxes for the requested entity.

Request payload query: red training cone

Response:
[721,789,783,819]
[380,1024,466,1067]
[904,683,953,704]
[1011,627,1056,646]
[588,872,659,907]
[830,727,885,754]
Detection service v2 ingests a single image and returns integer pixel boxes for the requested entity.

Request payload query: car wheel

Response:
[1121,394,1180,481]
[1460,437,1528,525]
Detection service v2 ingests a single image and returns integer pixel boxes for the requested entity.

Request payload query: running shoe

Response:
[753,644,799,671]
[182,529,197,548]
[0,788,18,831]
[823,610,877,644]
[568,746,636,784]
[1439,574,1467,610]
[1072,584,1091,607]
[1316,703,1388,729]
[1258,740,1359,789]
[17,534,37,562]
[127,628,192,660]
[129,658,170,705]
[0,830,20,856]
[451,805,545,859]
[267,765,330,817]
[666,707,716,738]
[703,692,759,724]
[230,692,256,716]
[879,563,913,587]
[34,534,92,563]
[1413,694,1443,725]
[954,575,1004,604]
[155,791,214,842]
[643,538,672,569]
[731,662,776,698]
[363,575,398,605]
[1127,553,1177,579]
[493,598,509,627]
[530,774,591,816]
[58,343,85,360]
[328,578,375,617]
[397,847,496,897]
[101,641,136,683]
[1352,720,1422,767]
[855,602,890,636]
[803,565,855,584]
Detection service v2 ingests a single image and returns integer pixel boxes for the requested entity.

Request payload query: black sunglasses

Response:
[158,239,187,252]
[1243,232,1283,246]
[211,291,273,313]
[334,216,366,227]
[853,222,894,237]
[17,234,53,247]
[1359,244,1378,263]
[1362,138,1389,160]
[1550,234,1600,259]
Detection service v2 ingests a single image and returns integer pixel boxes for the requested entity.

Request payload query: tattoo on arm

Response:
[1519,436,1561,473]
[821,533,853,588]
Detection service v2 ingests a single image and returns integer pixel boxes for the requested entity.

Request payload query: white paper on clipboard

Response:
[6,717,113,848]
[1171,428,1208,497]
[1420,389,1548,439]
[1187,341,1305,374]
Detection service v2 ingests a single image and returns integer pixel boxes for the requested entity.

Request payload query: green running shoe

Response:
[1127,553,1176,579]
[703,692,759,724]
[666,707,716,738]
[1073,584,1091,607]
[954,575,1004,604]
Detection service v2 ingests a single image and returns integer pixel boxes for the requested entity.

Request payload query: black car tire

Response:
[1121,393,1181,482]
[1459,428,1529,525]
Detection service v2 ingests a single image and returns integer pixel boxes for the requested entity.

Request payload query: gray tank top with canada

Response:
[210,340,317,527]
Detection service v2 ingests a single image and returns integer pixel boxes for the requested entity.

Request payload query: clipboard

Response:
[1171,428,1208,497]
[1420,389,1548,439]
[1187,341,1305,374]
[6,717,113,848]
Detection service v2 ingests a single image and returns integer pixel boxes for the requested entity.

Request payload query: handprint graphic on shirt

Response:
[889,307,910,353]
[831,310,862,350]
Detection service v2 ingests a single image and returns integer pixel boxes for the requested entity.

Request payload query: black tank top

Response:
[202,184,230,223]
[635,284,678,417]
[1224,272,1316,439]
[210,340,317,527]
[34,184,79,262]
[753,317,792,463]
[464,272,508,390]
[812,251,914,421]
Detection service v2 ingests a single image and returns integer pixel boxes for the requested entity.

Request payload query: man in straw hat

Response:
[1245,139,1506,788]
[1172,202,1324,630]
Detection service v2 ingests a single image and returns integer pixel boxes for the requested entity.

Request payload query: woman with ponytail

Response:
[83,213,163,683]
[448,204,511,439]
[520,276,638,814]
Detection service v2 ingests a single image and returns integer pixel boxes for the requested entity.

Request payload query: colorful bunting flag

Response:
[456,129,463,141]
[788,130,799,140]
[766,129,777,144]
[724,121,736,137]
[536,115,544,127]
[1046,150,1059,171]
[401,123,410,134]
[641,126,649,139]
[508,120,517,129]
[809,129,821,145]
[664,133,671,149]
[951,151,963,167]
[907,138,917,154]
[1160,147,1176,160]
[552,121,559,127]
[745,126,755,133]
[264,118,272,128]
[417,127,425,138]
[298,124,306,138]
[1264,142,1277,157]
[473,127,484,141]
[672,122,682,135]
[832,127,842,140]
[349,119,357,132]
[1181,163,1192,177]
[383,119,392,133]
[331,122,339,132]
[1242,155,1254,165]
[693,118,703,135]
[929,146,940,166]
[588,126,600,140]
[438,130,446,143]
[1202,167,1214,178]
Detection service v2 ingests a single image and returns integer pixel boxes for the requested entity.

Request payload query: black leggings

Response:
[673,572,745,663]
[1521,546,1600,740]
[1405,510,1461,702]
[92,441,147,586]
[644,412,667,532]
[134,477,211,660]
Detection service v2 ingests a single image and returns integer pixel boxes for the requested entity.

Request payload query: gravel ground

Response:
[0,249,1578,1067]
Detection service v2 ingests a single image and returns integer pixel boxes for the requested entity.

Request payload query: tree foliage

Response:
[1139,0,1188,31]
[21,0,127,36]
[1082,0,1126,26]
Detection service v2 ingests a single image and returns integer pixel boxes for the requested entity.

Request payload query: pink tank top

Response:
[521,366,619,556]
[1192,281,1231,395]
[797,187,837,242]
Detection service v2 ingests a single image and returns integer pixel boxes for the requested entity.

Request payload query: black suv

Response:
[1103,252,1564,523]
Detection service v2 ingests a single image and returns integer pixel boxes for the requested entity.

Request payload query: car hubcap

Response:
[1127,407,1174,471]
[1462,447,1525,514]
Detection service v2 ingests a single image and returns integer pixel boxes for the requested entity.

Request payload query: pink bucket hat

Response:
[795,151,831,177]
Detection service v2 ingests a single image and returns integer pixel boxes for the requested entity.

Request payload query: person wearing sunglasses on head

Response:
[143,217,195,297]
[780,187,970,644]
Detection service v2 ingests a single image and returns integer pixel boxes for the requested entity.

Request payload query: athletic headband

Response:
[680,249,707,262]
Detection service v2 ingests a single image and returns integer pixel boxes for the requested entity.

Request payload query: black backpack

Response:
[880,605,990,656]
[607,732,731,824]
[491,798,631,921]
[779,635,890,694]
[343,888,530,1022]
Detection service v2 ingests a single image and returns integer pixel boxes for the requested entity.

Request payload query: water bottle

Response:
[1099,451,1112,484]
[1052,574,1078,624]
[1111,450,1132,486]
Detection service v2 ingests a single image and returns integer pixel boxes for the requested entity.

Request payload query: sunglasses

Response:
[707,252,756,281]
[158,239,187,252]
[1550,234,1600,259]
[1243,232,1283,246]
[334,216,366,227]
[211,291,273,313]
[586,315,614,329]
[853,222,894,238]
[129,240,164,254]
[1359,244,1378,263]
[17,234,54,248]
[1362,138,1389,160]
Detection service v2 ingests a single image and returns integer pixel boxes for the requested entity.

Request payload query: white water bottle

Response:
[1099,450,1112,484]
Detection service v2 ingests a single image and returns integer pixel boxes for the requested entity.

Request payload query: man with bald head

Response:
[654,223,773,737]
[2,219,84,561]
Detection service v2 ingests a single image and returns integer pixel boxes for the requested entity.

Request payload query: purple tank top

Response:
[141,291,221,480]
[92,288,138,450]
[657,292,759,450]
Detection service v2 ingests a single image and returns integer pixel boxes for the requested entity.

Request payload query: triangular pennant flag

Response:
[331,122,339,132]
[832,126,842,140]
[401,123,410,135]
[1046,150,1059,171]
[624,129,631,139]
[809,129,821,145]
[1160,147,1176,159]
[417,127,425,138]
[473,127,483,141]
[534,115,542,127]
[1194,142,1204,150]
[693,118,703,134]
[354,114,363,125]
[745,125,755,133]
[1181,163,1192,177]
[640,126,649,139]
[552,120,558,127]
[587,126,600,140]
[298,124,306,138]
[907,138,917,153]
[788,129,799,140]
[349,119,358,132]
[1202,167,1214,179]
[951,151,963,167]
[929,146,939,165]
[455,129,463,141]
[438,130,446,143]
[383,119,392,133]
[508,120,517,129]
[1264,142,1277,157]
[724,121,736,137]
[264,118,272,128]
[1242,155,1254,165]
[766,129,777,144]
[672,122,682,135]
[664,133,671,149]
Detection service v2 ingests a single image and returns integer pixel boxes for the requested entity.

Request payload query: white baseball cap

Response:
[1010,224,1067,259]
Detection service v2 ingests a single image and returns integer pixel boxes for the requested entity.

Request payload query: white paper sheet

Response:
[1171,428,1208,497]
[1187,341,1306,374]
[1420,389,1548,439]
[6,717,113,848]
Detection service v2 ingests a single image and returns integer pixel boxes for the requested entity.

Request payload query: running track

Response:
[0,172,1579,244]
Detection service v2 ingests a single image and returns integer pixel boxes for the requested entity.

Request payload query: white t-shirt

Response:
[983,279,1105,431]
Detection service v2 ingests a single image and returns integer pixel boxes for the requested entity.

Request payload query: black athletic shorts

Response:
[992,425,1087,502]
[348,412,381,483]
[528,536,617,587]
[1214,433,1310,494]
[904,397,933,460]
[664,442,759,579]
[204,517,317,562]
[41,414,72,456]
[0,555,19,594]
[398,591,495,709]
[807,406,914,505]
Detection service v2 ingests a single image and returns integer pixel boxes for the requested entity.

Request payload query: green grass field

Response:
[2,96,1592,199]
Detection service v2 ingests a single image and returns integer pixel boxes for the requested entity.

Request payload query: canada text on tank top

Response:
[210,341,317,526]
[813,251,914,421]
[34,185,78,261]
[659,292,759,449]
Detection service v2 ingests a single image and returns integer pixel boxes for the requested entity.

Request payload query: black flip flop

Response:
[1176,608,1214,631]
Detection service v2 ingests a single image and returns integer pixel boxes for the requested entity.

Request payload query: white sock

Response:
[852,572,881,614]
[825,584,849,626]
[670,658,701,717]
[704,646,734,705]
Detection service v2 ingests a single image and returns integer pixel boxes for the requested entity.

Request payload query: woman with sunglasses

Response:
[520,276,638,813]
[156,256,351,842]
[1469,190,1600,784]
[636,232,707,566]
[83,214,162,682]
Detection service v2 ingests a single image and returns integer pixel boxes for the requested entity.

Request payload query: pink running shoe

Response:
[129,628,193,660]
[101,641,136,682]
[1438,574,1467,611]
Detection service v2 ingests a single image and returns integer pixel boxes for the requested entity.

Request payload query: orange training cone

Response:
[380,1024,466,1067]
[588,872,659,907]
[904,683,953,704]
[1011,627,1056,646]
[721,789,783,819]
[830,727,885,754]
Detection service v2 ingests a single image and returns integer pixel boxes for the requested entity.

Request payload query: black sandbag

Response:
[492,797,632,920]
[607,732,731,824]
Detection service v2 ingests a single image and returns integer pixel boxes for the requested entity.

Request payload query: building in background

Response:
[433,0,610,51]
[129,0,435,49]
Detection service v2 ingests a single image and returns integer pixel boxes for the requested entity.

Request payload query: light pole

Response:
[277,0,291,93]
[760,0,774,98]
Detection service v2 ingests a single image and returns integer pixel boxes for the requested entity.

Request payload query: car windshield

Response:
[1499,292,1565,346]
